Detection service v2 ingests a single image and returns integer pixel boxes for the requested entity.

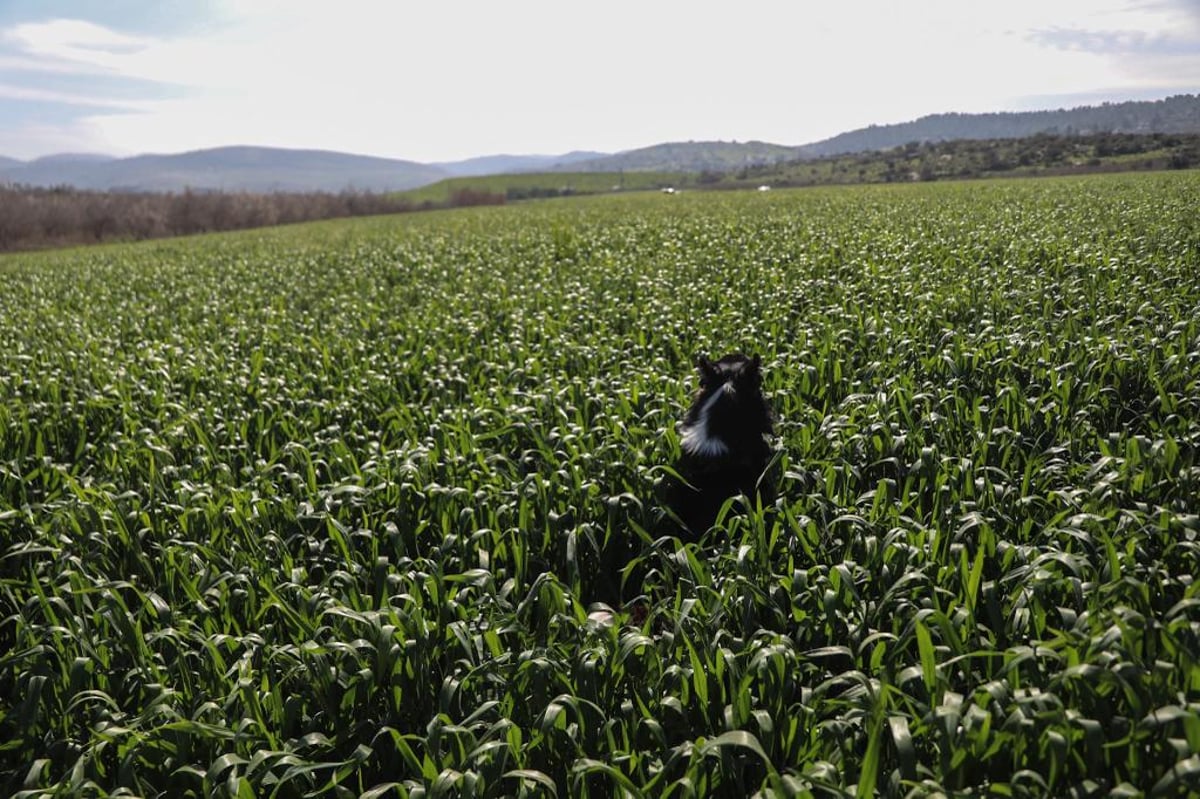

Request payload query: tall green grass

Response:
[2,173,1199,797]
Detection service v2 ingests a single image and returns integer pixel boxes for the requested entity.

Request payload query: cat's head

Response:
[680,353,772,457]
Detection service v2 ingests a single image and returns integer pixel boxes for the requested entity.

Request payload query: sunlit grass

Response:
[2,172,1199,797]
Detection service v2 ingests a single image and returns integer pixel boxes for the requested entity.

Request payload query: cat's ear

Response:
[739,354,763,385]
[695,355,717,384]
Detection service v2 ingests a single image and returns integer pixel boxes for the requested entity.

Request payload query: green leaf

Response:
[915,619,937,694]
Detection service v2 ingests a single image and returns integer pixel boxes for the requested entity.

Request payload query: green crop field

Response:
[2,173,1199,797]
[394,171,690,205]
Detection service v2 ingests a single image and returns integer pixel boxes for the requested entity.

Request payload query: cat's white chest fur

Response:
[680,382,733,457]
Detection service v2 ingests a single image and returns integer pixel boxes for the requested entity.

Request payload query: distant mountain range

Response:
[433,151,606,177]
[3,94,1197,193]
[0,147,447,193]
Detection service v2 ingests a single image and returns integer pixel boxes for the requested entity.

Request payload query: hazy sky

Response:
[2,1,1198,162]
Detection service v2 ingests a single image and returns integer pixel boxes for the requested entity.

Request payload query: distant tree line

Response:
[731,131,1200,189]
[0,185,505,253]
[875,131,1200,181]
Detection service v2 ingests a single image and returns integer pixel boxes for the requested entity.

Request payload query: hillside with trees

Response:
[556,95,1200,173]
[557,141,800,173]
[796,94,1200,157]
[405,131,1200,199]
[734,131,1200,188]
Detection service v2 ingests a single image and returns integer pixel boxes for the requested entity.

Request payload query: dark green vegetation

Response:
[394,170,689,205]
[734,132,1200,188]
[2,173,1199,797]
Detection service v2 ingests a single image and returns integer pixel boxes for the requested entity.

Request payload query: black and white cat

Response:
[670,353,775,538]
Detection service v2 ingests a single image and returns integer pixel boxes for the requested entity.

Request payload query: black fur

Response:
[668,353,774,538]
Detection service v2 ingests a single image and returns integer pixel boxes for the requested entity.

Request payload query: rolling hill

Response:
[558,140,802,173]
[0,147,449,193]
[795,93,1200,157]
[549,95,1200,173]
[3,94,1198,191]
[433,151,607,177]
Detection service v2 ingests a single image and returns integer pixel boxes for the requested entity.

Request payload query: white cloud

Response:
[0,82,136,108]
[4,18,153,69]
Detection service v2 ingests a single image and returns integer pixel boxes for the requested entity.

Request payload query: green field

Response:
[395,170,690,205]
[2,173,1199,797]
